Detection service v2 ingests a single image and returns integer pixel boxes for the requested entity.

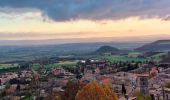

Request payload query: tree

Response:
[63,81,86,100]
[165,82,170,88]
[65,80,74,88]
[45,91,62,100]
[102,84,118,100]
[76,81,118,100]
[121,84,126,96]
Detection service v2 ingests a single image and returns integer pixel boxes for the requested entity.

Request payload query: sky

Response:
[1,0,170,42]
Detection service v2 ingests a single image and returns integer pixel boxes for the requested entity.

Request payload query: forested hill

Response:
[94,46,119,54]
[135,40,170,52]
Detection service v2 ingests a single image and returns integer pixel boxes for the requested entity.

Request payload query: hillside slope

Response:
[135,40,170,52]
[95,46,119,54]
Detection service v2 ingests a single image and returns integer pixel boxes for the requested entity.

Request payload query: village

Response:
[1,0,170,99]
[0,57,170,100]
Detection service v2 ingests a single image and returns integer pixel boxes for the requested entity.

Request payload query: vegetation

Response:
[97,51,167,62]
[128,52,142,58]
[98,55,145,62]
[0,63,18,69]
[135,40,170,52]
[133,91,151,100]
[94,46,119,54]
[0,42,142,63]
[165,82,170,88]
[63,81,86,100]
[33,61,77,70]
[76,81,118,100]
[147,52,167,62]
[45,61,77,68]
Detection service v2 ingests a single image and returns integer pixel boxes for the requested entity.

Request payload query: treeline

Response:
[0,62,30,73]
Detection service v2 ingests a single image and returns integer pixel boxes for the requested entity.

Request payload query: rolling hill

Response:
[94,46,119,54]
[0,42,142,63]
[135,40,170,52]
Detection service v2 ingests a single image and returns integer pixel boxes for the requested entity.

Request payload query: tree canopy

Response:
[63,81,86,100]
[76,81,118,100]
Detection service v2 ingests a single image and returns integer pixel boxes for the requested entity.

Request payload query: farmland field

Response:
[33,61,78,70]
[98,55,146,62]
[0,63,18,69]
[128,52,142,57]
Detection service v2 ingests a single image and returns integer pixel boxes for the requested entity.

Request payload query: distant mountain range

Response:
[0,42,144,63]
[1,39,170,63]
[135,40,170,52]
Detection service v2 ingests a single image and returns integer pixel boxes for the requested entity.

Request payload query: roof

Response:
[135,74,149,77]
[164,88,170,92]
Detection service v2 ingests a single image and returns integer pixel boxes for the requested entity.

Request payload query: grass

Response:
[128,52,142,57]
[97,52,167,63]
[33,61,78,70]
[0,63,18,69]
[45,61,77,68]
[98,55,146,62]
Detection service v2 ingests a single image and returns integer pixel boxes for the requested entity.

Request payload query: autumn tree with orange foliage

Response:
[76,81,118,100]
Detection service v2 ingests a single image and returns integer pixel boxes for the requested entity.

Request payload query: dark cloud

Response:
[0,0,170,21]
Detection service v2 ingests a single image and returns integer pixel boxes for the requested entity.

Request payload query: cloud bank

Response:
[0,0,170,21]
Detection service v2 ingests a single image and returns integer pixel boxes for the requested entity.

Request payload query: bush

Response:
[165,82,170,88]
[133,91,151,100]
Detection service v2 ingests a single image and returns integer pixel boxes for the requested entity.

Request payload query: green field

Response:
[0,63,18,69]
[33,61,78,70]
[98,55,146,62]
[128,52,142,57]
[97,51,168,63]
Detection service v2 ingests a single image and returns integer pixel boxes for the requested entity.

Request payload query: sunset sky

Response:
[1,0,170,41]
